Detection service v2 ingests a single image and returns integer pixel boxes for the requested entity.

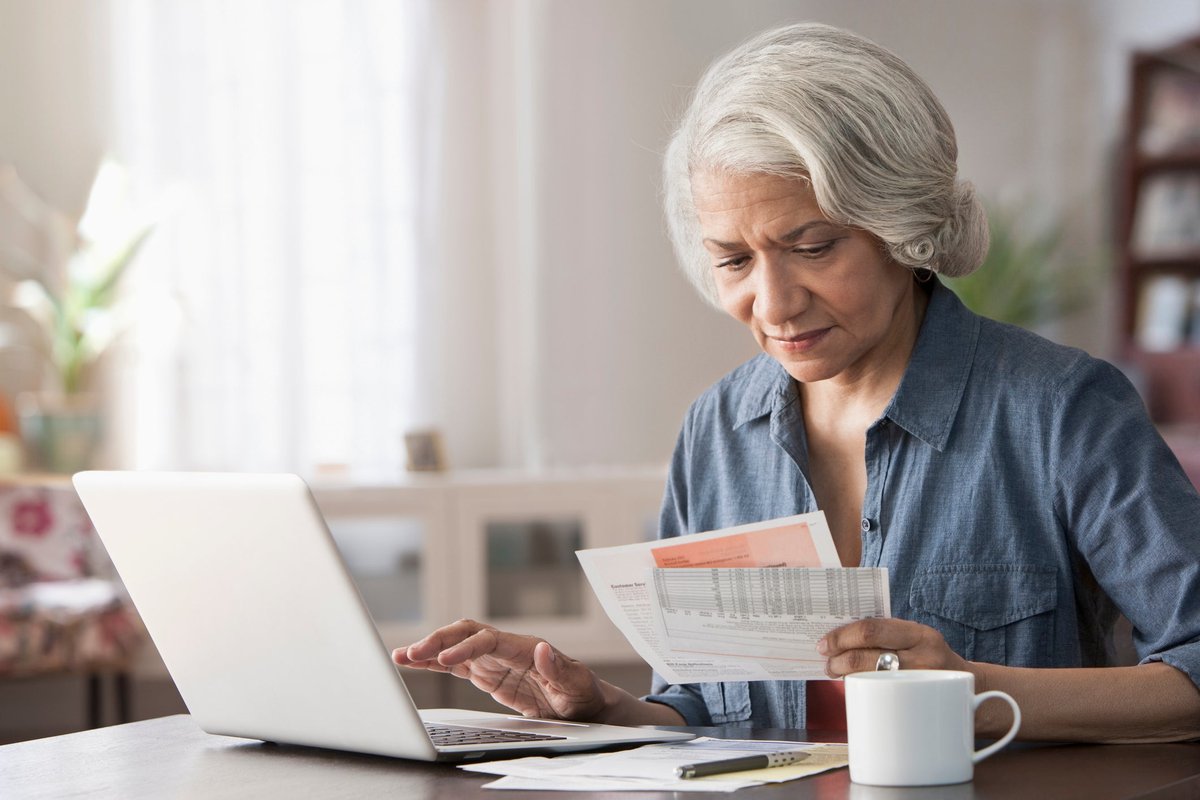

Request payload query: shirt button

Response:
[880,419,890,427]
[861,518,872,532]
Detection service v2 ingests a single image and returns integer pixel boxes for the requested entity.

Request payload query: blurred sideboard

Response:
[307,467,666,665]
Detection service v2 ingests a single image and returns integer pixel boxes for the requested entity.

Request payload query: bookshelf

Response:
[1120,34,1200,422]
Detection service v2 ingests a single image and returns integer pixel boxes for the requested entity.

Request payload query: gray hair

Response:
[663,23,989,307]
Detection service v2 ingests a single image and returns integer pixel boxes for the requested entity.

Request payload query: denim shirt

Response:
[644,280,1200,727]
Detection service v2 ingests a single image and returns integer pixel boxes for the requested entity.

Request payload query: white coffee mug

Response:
[845,669,1021,786]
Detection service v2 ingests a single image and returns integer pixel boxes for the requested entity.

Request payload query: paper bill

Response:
[462,737,849,792]
[652,566,890,664]
[648,519,830,568]
[576,512,891,683]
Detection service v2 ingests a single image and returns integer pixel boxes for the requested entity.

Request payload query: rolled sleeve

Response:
[642,672,712,726]
[1146,641,1200,690]
[1053,359,1200,689]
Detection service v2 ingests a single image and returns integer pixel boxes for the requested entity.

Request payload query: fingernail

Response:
[816,637,828,655]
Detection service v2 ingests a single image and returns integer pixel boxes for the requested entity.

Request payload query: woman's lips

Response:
[770,328,831,353]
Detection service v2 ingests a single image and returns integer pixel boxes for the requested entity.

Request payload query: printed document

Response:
[461,737,849,792]
[576,512,890,683]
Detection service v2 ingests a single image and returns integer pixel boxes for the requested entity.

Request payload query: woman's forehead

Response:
[691,171,824,219]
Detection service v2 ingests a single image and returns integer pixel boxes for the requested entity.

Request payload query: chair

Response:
[0,480,144,728]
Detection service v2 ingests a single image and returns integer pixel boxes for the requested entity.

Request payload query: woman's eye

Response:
[793,241,835,258]
[714,257,750,272]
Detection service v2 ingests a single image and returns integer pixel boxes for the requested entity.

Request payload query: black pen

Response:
[676,750,811,779]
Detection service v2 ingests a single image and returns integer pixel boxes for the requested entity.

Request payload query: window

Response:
[109,0,436,476]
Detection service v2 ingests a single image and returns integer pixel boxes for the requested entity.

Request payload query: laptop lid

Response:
[72,471,691,760]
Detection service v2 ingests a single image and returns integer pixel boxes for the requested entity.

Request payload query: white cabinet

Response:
[311,468,666,665]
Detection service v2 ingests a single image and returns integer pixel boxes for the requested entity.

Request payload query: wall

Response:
[502,0,1200,467]
[3,0,1200,469]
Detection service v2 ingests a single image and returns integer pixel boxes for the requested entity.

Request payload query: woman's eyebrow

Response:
[702,237,746,252]
[779,221,838,243]
[703,221,835,251]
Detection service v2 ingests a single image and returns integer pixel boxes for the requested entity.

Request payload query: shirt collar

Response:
[733,354,795,429]
[730,279,979,452]
[884,279,979,452]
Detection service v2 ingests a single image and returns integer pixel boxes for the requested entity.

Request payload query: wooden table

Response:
[1,715,1198,799]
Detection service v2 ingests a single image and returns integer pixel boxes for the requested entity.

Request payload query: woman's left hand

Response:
[817,618,970,677]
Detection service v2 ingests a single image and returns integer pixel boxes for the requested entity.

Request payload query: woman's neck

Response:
[800,276,930,427]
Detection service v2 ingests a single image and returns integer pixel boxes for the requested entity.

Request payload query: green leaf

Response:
[946,206,1099,329]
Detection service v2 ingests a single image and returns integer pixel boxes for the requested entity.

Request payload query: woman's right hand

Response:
[392,619,608,721]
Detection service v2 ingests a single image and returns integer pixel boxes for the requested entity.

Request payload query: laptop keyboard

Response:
[424,721,568,747]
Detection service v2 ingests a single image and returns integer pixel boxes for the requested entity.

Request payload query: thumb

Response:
[533,641,594,694]
[532,640,561,681]
[531,640,606,719]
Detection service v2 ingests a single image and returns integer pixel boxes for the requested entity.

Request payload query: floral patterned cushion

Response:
[0,485,97,582]
[0,483,145,676]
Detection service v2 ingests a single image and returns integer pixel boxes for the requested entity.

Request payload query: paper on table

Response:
[461,737,849,792]
[479,774,752,792]
[576,512,891,683]
[464,754,758,793]
[724,743,849,783]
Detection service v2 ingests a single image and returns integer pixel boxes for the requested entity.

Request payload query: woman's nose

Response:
[753,258,808,326]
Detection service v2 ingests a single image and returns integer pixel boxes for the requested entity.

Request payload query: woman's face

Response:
[693,171,921,386]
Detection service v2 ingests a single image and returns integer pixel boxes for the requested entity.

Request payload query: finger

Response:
[447,662,476,680]
[392,647,454,673]
[403,619,491,662]
[530,641,605,716]
[439,627,543,667]
[531,641,559,680]
[824,648,900,678]
[397,649,456,671]
[818,618,926,656]
[529,641,589,692]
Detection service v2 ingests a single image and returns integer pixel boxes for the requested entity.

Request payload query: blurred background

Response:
[2,0,1199,743]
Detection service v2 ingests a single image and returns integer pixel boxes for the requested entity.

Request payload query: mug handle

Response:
[971,690,1022,764]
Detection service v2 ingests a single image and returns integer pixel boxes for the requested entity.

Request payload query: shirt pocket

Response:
[699,681,752,724]
[908,564,1057,665]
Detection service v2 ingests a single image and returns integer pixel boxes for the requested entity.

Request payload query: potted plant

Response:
[0,159,154,473]
[946,205,1098,330]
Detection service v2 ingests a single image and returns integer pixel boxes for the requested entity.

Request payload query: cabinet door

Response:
[312,485,454,648]
[453,479,653,663]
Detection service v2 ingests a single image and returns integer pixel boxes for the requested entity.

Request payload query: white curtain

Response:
[109,0,436,476]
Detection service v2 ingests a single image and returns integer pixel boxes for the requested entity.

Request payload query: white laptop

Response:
[72,471,692,761]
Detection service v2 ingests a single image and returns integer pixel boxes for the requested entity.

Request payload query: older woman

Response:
[394,23,1200,742]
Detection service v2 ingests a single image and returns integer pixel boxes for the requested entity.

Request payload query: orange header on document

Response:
[650,522,821,569]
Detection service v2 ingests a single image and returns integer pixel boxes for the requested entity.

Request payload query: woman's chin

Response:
[771,355,846,385]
